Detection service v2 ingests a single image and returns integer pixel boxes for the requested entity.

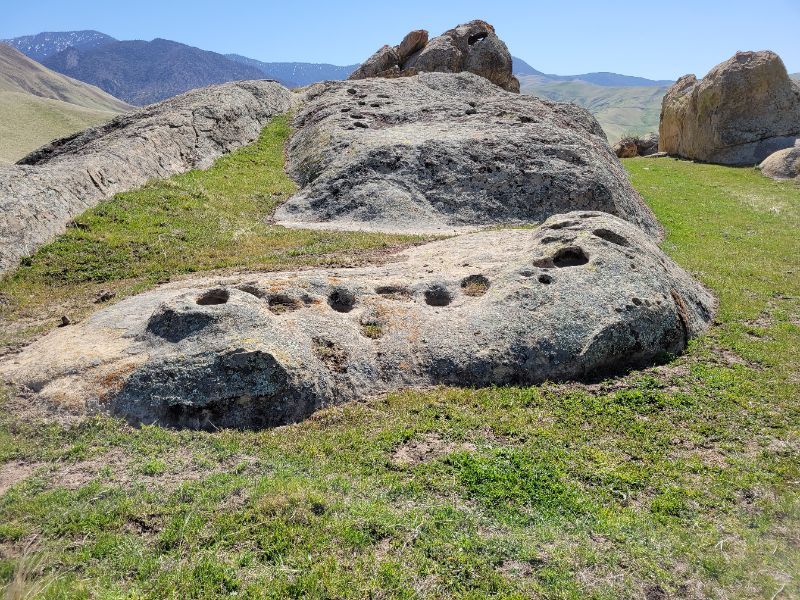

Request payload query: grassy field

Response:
[519,78,667,142]
[0,91,117,164]
[0,135,798,597]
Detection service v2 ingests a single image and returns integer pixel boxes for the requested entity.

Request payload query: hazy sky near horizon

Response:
[2,0,798,79]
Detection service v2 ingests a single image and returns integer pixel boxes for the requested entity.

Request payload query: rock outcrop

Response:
[614,133,659,158]
[760,141,800,181]
[0,212,715,429]
[349,20,520,93]
[0,80,292,274]
[275,72,662,237]
[659,50,800,165]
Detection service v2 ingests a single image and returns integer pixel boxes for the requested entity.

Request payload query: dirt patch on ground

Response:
[498,559,535,579]
[0,461,39,496]
[51,448,132,490]
[391,433,476,466]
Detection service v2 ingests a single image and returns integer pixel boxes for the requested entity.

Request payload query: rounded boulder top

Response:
[348,20,520,93]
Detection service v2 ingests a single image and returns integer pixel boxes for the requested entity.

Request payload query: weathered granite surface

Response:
[276,73,661,237]
[0,212,714,429]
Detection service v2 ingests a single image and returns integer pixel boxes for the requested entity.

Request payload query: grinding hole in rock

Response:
[593,228,630,247]
[236,284,266,299]
[552,247,589,268]
[538,274,553,284]
[375,284,411,299]
[268,294,301,314]
[425,284,452,306]
[196,288,230,305]
[461,274,490,297]
[328,288,356,313]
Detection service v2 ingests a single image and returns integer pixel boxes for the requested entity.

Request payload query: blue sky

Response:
[3,0,798,79]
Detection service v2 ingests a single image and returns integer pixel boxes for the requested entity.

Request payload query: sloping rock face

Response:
[760,141,800,180]
[349,20,520,93]
[275,73,661,237]
[0,212,714,429]
[659,51,800,165]
[0,80,292,274]
[614,133,659,158]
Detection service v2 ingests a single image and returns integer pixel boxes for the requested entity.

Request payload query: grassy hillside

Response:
[0,44,130,163]
[0,91,118,164]
[1,122,798,598]
[0,44,130,112]
[520,76,667,142]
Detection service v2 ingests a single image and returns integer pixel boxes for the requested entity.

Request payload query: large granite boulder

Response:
[614,133,659,158]
[0,80,293,275]
[275,72,662,237]
[760,141,800,181]
[0,212,715,429]
[659,51,800,165]
[349,20,520,93]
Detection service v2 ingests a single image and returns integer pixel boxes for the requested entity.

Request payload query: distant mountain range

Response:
[226,54,358,88]
[511,56,672,87]
[39,38,267,105]
[0,43,130,163]
[1,30,115,62]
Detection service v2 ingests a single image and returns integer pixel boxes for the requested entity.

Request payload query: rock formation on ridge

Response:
[0,80,292,274]
[0,212,715,429]
[659,50,800,165]
[275,72,661,237]
[348,20,520,93]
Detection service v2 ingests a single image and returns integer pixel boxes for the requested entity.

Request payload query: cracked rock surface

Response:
[0,212,715,429]
[276,73,661,237]
[0,80,292,274]
[659,50,800,165]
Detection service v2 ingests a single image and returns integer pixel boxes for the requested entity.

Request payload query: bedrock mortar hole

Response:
[461,274,490,297]
[593,228,630,247]
[553,247,589,268]
[328,288,356,313]
[375,285,411,299]
[425,285,452,307]
[268,294,301,314]
[196,288,230,305]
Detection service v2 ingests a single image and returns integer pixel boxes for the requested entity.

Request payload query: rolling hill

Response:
[41,38,267,105]
[0,44,131,163]
[511,56,671,87]
[519,76,668,142]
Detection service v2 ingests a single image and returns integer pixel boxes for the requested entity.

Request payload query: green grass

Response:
[519,78,667,142]
[1,152,799,598]
[0,115,422,350]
